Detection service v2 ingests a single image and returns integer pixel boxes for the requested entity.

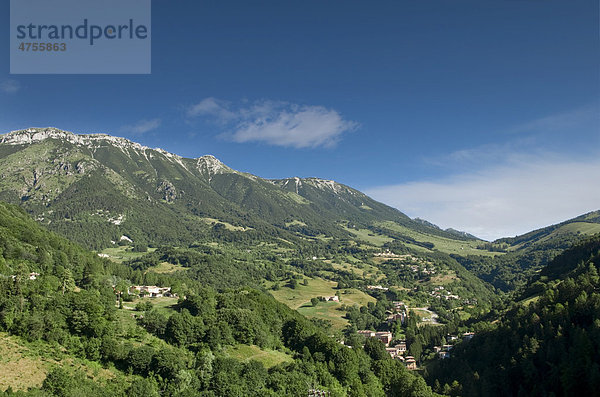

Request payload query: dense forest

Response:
[426,236,600,396]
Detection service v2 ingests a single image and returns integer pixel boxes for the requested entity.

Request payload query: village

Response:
[351,299,476,370]
[354,326,477,370]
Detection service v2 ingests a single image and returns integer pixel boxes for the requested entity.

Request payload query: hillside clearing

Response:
[224,345,293,368]
[147,261,187,274]
[269,277,375,330]
[98,246,156,263]
[0,333,118,392]
[341,226,393,246]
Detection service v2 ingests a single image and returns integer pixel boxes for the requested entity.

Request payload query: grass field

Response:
[428,270,459,285]
[297,301,349,329]
[327,259,382,280]
[270,277,375,330]
[341,226,393,246]
[518,295,541,307]
[98,245,156,263]
[148,261,187,274]
[223,345,293,368]
[412,309,432,319]
[199,217,250,231]
[329,261,365,276]
[270,277,374,309]
[122,296,178,315]
[0,334,49,391]
[559,222,600,235]
[283,191,311,205]
[507,222,600,251]
[115,306,139,329]
[457,310,472,321]
[285,220,307,227]
[117,296,179,331]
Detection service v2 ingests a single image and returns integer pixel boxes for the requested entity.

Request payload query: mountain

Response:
[0,127,503,313]
[0,127,477,251]
[494,210,600,250]
[452,211,600,291]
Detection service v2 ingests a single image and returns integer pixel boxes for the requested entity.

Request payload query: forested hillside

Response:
[426,235,600,396]
[0,201,439,396]
[453,211,600,291]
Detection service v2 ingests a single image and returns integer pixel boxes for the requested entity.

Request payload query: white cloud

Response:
[1,80,20,94]
[120,119,161,135]
[230,104,357,148]
[187,98,357,148]
[365,156,600,241]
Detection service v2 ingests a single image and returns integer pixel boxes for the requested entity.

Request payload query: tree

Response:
[42,367,76,396]
[139,309,168,336]
[311,297,319,307]
[128,378,159,397]
[114,279,130,301]
[132,243,148,253]
[409,336,423,361]
[364,337,389,361]
[136,300,153,312]
[128,346,155,375]
[152,347,186,380]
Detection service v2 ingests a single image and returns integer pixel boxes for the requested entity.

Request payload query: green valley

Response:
[0,129,598,397]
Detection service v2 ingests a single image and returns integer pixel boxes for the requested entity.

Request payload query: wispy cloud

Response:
[365,155,600,241]
[507,104,599,135]
[1,80,20,94]
[120,119,161,135]
[187,98,358,148]
[425,104,599,173]
[391,104,600,240]
[187,97,236,122]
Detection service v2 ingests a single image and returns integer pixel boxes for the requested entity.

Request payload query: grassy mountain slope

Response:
[452,212,600,291]
[495,211,600,249]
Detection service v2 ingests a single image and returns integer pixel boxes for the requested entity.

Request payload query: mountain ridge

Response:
[0,127,468,250]
[1,127,383,195]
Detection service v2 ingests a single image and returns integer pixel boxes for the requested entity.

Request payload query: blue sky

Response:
[1,0,598,239]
